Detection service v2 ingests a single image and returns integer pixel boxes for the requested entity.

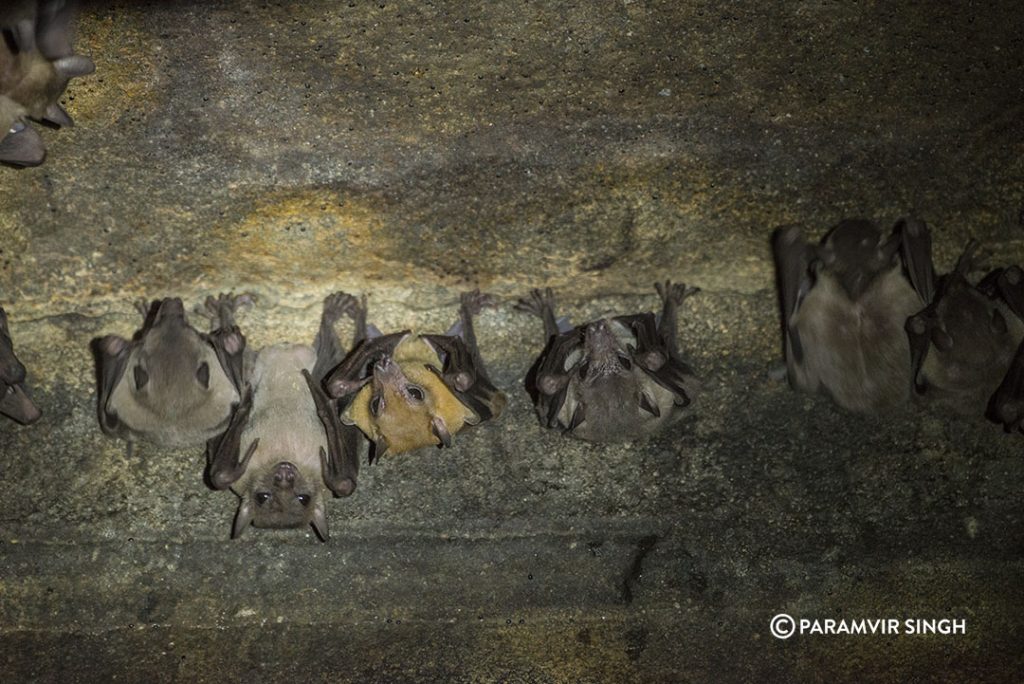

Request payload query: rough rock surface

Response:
[1,0,1022,681]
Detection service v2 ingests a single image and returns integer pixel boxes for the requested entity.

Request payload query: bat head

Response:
[0,306,41,425]
[344,354,475,456]
[123,298,221,418]
[233,460,329,541]
[817,219,900,299]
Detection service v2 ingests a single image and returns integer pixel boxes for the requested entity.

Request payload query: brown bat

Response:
[207,293,361,541]
[772,217,935,412]
[324,290,506,461]
[905,240,1024,414]
[92,294,248,449]
[0,304,41,425]
[0,0,94,166]
[516,281,698,442]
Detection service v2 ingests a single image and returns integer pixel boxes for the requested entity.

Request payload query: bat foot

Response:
[322,291,363,325]
[655,280,700,306]
[198,292,254,329]
[515,288,556,319]
[460,289,497,316]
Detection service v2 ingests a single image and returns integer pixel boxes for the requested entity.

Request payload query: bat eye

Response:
[134,366,149,390]
[196,362,210,389]
[406,385,425,401]
[296,494,311,507]
[370,395,382,417]
[255,492,271,506]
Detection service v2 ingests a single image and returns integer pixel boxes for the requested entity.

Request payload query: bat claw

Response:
[460,289,497,316]
[515,288,556,318]
[133,299,152,320]
[197,292,254,329]
[322,291,364,324]
[656,280,700,306]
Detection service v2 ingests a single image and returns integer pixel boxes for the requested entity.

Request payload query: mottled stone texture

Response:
[1,0,1023,681]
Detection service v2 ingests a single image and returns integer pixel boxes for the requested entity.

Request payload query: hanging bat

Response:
[905,240,1024,414]
[207,292,361,541]
[772,217,935,412]
[1,0,95,166]
[92,294,248,449]
[515,281,698,442]
[0,304,41,425]
[324,290,506,461]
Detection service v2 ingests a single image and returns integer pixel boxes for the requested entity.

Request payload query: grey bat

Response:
[905,241,1024,414]
[772,217,935,412]
[207,292,361,541]
[323,290,506,461]
[92,294,248,449]
[0,0,95,166]
[516,281,698,442]
[0,304,41,425]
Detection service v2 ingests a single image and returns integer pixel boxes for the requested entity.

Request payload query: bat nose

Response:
[273,462,297,487]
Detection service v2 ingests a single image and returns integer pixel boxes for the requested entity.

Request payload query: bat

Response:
[324,290,506,460]
[772,217,935,412]
[515,281,698,442]
[905,240,1024,414]
[92,294,248,449]
[207,292,361,541]
[0,304,41,425]
[0,0,95,166]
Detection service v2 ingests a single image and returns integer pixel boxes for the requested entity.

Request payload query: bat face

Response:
[0,306,41,425]
[101,297,241,446]
[233,457,328,540]
[345,340,476,456]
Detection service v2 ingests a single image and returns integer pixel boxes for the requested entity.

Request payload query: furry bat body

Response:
[324,291,506,460]
[772,218,935,412]
[0,305,41,424]
[906,241,1024,414]
[516,281,698,442]
[93,294,248,448]
[208,293,361,540]
[0,1,94,166]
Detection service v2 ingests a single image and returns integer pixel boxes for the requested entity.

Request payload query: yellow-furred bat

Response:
[324,291,506,460]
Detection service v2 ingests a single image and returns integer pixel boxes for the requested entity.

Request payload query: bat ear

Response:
[211,438,259,490]
[310,500,329,542]
[638,391,661,418]
[431,415,453,448]
[231,499,254,539]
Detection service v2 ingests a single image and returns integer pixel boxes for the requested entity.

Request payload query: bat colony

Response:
[3,4,1024,540]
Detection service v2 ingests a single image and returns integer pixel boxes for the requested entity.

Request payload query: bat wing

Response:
[421,333,506,424]
[993,266,1024,322]
[771,226,811,364]
[91,335,133,437]
[897,217,936,305]
[524,327,584,429]
[206,384,256,490]
[303,369,358,497]
[618,312,695,407]
[205,325,246,393]
[988,338,1024,433]
[324,331,409,403]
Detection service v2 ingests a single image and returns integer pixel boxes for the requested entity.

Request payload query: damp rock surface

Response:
[1,0,1023,681]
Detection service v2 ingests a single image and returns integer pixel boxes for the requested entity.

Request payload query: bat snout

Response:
[273,462,298,487]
